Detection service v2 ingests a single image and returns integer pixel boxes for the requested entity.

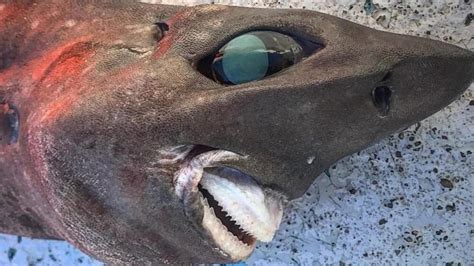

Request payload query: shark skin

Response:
[0,1,473,264]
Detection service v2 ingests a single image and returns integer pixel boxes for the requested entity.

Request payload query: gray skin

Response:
[0,1,473,264]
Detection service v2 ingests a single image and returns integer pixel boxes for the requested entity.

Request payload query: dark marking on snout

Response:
[372,86,392,117]
[371,72,393,117]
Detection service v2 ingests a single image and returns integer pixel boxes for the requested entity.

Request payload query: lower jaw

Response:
[169,145,284,261]
[200,186,256,259]
[198,182,257,246]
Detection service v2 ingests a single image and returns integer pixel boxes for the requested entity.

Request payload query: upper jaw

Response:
[159,145,285,261]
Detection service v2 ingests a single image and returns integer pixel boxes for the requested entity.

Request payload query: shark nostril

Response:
[372,86,392,117]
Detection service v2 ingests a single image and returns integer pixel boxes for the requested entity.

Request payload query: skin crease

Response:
[0,1,473,264]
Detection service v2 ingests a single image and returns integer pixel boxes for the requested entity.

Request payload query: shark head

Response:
[0,2,472,264]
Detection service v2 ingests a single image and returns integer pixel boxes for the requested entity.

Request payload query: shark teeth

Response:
[200,168,283,242]
[200,194,255,258]
[173,148,284,261]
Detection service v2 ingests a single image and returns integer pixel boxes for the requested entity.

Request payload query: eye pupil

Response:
[214,34,269,84]
[208,31,304,85]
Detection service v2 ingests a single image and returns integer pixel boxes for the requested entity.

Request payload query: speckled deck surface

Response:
[1,0,472,265]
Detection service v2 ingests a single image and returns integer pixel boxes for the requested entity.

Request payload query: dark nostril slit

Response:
[372,86,392,117]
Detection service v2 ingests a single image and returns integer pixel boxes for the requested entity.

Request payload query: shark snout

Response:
[382,35,474,124]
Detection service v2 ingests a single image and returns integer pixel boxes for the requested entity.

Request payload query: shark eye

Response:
[198,31,309,85]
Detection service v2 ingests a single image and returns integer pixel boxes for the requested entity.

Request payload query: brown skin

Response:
[0,1,473,264]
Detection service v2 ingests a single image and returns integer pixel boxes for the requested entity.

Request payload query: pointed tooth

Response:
[200,169,283,242]
[200,195,208,206]
[242,228,255,237]
[209,207,216,216]
[200,195,254,260]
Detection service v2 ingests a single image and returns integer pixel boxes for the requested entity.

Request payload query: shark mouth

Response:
[172,146,284,261]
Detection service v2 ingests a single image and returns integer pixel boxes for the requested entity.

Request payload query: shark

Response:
[0,1,473,264]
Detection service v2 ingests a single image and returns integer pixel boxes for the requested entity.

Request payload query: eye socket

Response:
[197,31,320,85]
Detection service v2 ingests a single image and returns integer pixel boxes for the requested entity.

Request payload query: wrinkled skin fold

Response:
[0,1,473,264]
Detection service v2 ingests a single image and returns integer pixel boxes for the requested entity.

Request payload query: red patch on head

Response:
[153,10,191,59]
[0,4,26,24]
[40,94,79,123]
[0,67,18,85]
[29,37,93,82]
[27,39,95,123]
[41,44,93,84]
[154,34,174,58]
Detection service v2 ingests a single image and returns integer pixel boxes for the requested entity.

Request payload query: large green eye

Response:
[198,31,320,85]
